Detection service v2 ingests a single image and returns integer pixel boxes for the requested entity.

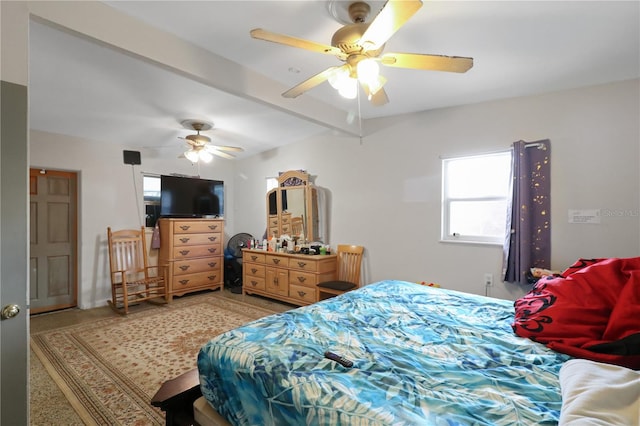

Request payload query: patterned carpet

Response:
[30,291,290,425]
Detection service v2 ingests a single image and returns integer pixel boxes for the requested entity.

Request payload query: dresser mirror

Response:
[266,170,324,242]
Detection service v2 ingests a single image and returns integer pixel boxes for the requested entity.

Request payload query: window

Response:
[441,151,511,244]
[266,177,277,192]
[143,175,161,227]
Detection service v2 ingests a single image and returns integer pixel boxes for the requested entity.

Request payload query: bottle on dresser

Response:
[268,231,277,252]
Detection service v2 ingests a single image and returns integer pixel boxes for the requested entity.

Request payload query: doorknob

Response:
[1,304,20,319]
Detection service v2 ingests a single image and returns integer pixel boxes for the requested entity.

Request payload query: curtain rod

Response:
[439,140,547,159]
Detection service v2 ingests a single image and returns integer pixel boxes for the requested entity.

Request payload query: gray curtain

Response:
[503,139,551,284]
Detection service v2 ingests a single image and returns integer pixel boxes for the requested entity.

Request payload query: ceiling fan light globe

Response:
[357,58,380,85]
[184,150,199,163]
[328,67,349,89]
[338,77,358,99]
[199,150,213,163]
[368,74,387,96]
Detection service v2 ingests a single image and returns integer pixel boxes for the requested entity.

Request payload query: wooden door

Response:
[29,169,78,313]
[1,78,29,425]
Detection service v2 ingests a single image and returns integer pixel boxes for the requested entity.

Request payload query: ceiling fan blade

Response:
[380,52,473,73]
[361,77,389,106]
[359,0,423,51]
[250,28,345,59]
[211,145,244,152]
[370,87,389,106]
[207,148,235,160]
[283,66,344,98]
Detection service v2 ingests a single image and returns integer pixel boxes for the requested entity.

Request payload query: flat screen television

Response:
[160,175,224,218]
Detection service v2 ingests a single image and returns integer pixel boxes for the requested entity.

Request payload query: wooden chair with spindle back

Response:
[107,226,168,314]
[316,244,364,301]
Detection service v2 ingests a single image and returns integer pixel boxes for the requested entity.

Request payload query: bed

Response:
[197,280,572,425]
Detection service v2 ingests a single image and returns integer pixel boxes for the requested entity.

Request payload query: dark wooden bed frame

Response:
[151,368,202,426]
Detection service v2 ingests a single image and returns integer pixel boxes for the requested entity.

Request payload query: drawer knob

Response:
[297,291,306,297]
[250,281,258,287]
[297,262,306,268]
[179,279,189,285]
[251,268,258,274]
[208,248,217,253]
[273,259,281,265]
[251,256,258,261]
[208,225,218,230]
[179,250,190,256]
[208,275,217,281]
[208,262,217,267]
[179,265,190,271]
[297,276,306,283]
[179,225,191,231]
[208,236,217,242]
[179,237,190,243]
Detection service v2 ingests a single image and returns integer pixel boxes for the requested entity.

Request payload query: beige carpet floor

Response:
[30,290,293,426]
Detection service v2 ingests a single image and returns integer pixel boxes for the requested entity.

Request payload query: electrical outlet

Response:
[484,273,494,287]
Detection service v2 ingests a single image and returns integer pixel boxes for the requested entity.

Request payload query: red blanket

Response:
[512,257,640,370]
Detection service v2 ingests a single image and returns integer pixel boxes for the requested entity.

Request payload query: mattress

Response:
[197,280,570,425]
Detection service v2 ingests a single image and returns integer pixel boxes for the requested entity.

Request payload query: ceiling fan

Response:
[250,0,473,106]
[179,119,244,163]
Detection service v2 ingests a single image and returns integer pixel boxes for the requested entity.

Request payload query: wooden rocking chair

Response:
[107,226,167,314]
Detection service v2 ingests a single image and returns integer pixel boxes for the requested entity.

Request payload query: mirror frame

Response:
[266,170,319,241]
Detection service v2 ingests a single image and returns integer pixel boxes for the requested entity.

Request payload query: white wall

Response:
[29,130,236,309]
[30,79,639,308]
[234,79,640,300]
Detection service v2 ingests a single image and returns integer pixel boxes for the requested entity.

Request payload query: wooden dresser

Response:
[158,218,224,301]
[242,249,337,306]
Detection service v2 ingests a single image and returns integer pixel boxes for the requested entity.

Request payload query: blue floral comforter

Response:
[198,280,570,425]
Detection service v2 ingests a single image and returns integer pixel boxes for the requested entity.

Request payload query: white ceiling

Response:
[28,1,640,160]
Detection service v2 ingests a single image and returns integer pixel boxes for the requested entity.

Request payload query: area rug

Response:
[31,294,283,426]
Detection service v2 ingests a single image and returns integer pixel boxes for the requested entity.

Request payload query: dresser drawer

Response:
[173,233,222,246]
[268,215,278,227]
[243,252,266,264]
[265,254,287,267]
[289,270,318,287]
[172,244,221,259]
[173,221,223,234]
[244,276,266,292]
[173,257,222,276]
[289,284,315,304]
[245,264,265,278]
[288,257,319,272]
[173,270,223,290]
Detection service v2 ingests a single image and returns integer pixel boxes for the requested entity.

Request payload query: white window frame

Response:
[441,150,512,245]
[143,174,161,227]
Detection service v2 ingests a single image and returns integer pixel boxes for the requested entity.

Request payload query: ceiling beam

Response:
[26,1,361,137]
